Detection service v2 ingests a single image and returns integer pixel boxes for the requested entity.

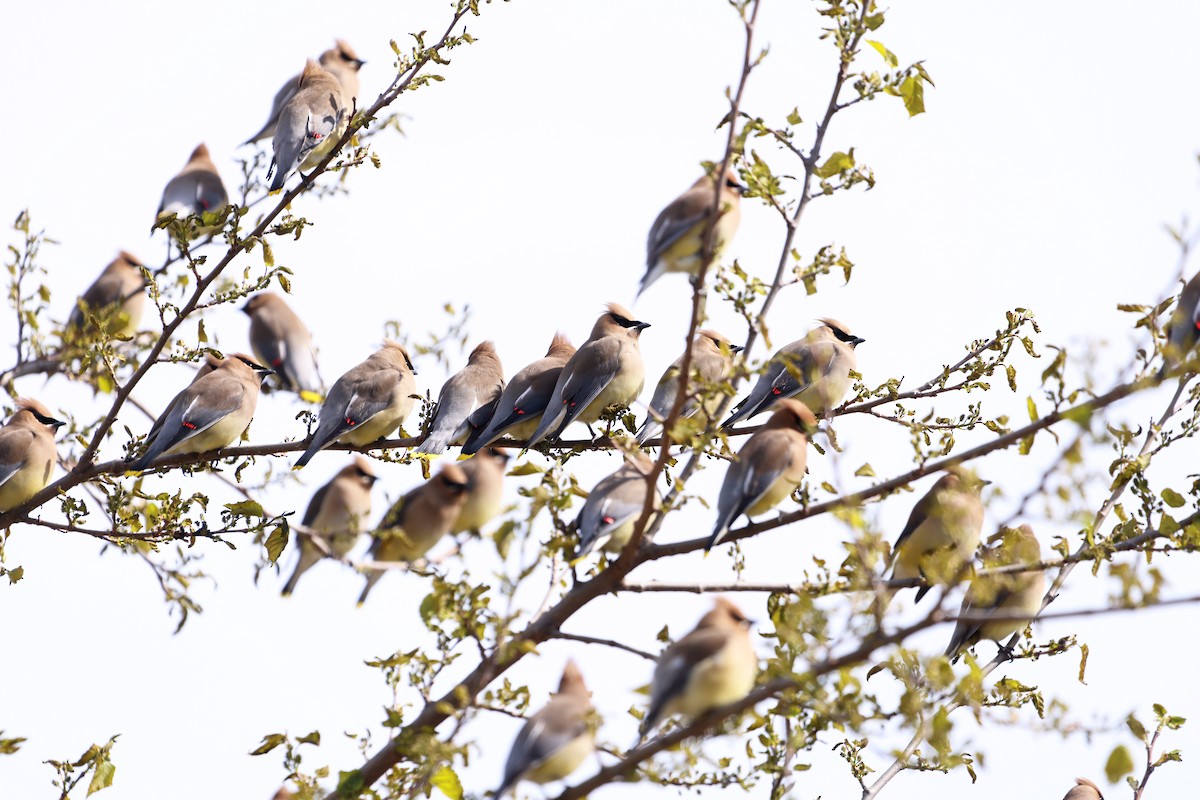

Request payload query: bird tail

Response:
[720,399,753,430]
[635,419,661,446]
[281,546,320,597]
[356,570,382,606]
[415,431,450,455]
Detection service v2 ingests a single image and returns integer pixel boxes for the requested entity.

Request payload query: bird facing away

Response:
[636,329,742,444]
[638,167,746,298]
[242,293,324,398]
[128,354,270,472]
[460,333,576,455]
[640,597,757,739]
[496,660,594,797]
[943,524,1046,661]
[1160,270,1200,378]
[722,318,864,429]
[417,340,505,455]
[452,446,509,535]
[245,40,365,145]
[1063,778,1105,800]
[573,449,661,558]
[65,251,146,341]
[0,399,65,512]
[707,399,816,552]
[154,144,228,231]
[281,456,377,597]
[294,341,417,468]
[267,59,347,192]
[882,465,988,610]
[525,304,650,448]
[356,463,469,604]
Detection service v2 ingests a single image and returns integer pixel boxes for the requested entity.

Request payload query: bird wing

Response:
[0,427,34,488]
[301,482,332,528]
[503,702,587,784]
[309,366,403,452]
[643,629,726,732]
[132,377,247,468]
[549,340,623,431]
[709,433,792,547]
[646,191,711,267]
[576,471,644,556]
[890,487,940,559]
[192,171,227,212]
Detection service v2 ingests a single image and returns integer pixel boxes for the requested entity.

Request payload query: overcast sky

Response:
[2,1,1199,798]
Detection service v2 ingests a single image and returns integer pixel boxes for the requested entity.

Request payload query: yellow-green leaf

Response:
[866,39,898,67]
[899,75,925,116]
[250,733,287,756]
[1162,488,1186,508]
[197,319,208,344]
[265,523,289,565]
[87,759,115,796]
[814,150,855,179]
[431,766,463,800]
[1105,744,1134,783]
[225,500,265,518]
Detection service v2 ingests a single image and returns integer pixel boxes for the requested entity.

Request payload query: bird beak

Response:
[634,321,651,331]
[851,336,866,346]
[49,418,66,430]
[355,59,367,68]
[730,344,745,354]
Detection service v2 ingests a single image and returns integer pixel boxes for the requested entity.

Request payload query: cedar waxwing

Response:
[242,293,324,398]
[416,341,505,455]
[639,597,757,739]
[154,144,228,231]
[525,304,649,447]
[356,463,469,604]
[1063,778,1104,800]
[636,329,742,444]
[707,399,816,552]
[0,399,65,512]
[281,456,377,597]
[722,319,864,428]
[944,524,1045,661]
[496,660,594,797]
[294,341,417,468]
[461,333,576,455]
[882,465,987,609]
[128,354,271,472]
[245,40,365,145]
[65,251,146,340]
[638,167,745,297]
[452,446,509,535]
[1160,271,1200,378]
[573,449,661,558]
[267,60,347,192]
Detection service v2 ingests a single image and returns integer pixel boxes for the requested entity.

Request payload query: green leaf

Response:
[786,108,803,126]
[1105,744,1135,783]
[87,759,115,796]
[1161,488,1186,508]
[261,241,275,268]
[430,765,463,800]
[250,733,287,756]
[814,150,855,179]
[899,75,925,116]
[265,522,290,565]
[224,500,265,518]
[0,734,26,755]
[506,462,544,476]
[854,463,876,477]
[297,730,320,746]
[1126,714,1147,740]
[866,40,898,67]
[5,565,23,584]
[338,770,365,795]
[197,319,208,344]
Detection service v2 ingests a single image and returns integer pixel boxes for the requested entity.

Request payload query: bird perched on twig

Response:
[0,399,64,512]
[245,40,364,145]
[636,329,741,445]
[417,341,504,455]
[64,252,146,341]
[154,144,228,235]
[573,448,661,558]
[267,60,347,192]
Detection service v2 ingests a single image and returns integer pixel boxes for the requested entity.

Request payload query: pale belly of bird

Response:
[339,401,412,446]
[0,460,51,510]
[746,473,800,518]
[673,647,757,717]
[524,733,594,784]
[578,362,645,424]
[168,407,254,455]
[375,526,445,562]
[453,491,503,534]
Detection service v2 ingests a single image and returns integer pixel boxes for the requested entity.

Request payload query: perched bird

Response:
[357,463,469,604]
[707,399,816,552]
[722,319,864,428]
[525,304,650,447]
[294,341,417,468]
[573,449,661,558]
[416,341,505,455]
[281,456,378,597]
[0,399,65,512]
[638,167,746,297]
[242,293,324,398]
[245,40,365,145]
[944,524,1045,661]
[1160,271,1200,378]
[882,465,988,610]
[65,251,146,340]
[496,660,594,797]
[154,144,228,231]
[128,354,271,472]
[639,597,757,739]
[460,333,576,455]
[636,329,741,444]
[452,446,509,535]
[267,59,347,192]
[1063,778,1104,800]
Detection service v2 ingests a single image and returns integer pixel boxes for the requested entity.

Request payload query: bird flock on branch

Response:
[4,33,1186,799]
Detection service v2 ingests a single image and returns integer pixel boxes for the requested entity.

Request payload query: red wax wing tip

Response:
[1193,320,1200,330]
[569,401,577,408]
[602,516,615,525]
[272,358,284,367]
[772,387,782,395]
[515,408,525,415]
[183,421,197,430]
[345,418,356,426]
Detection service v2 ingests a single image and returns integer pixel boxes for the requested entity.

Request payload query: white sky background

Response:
[2,1,1199,798]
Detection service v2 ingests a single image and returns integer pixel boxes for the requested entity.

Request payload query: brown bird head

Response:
[817,318,865,348]
[435,463,470,498]
[941,464,988,495]
[241,292,281,317]
[696,328,743,356]
[114,251,145,273]
[592,303,650,340]
[378,340,417,375]
[467,340,502,369]
[326,39,365,70]
[1072,778,1104,799]
[697,597,754,631]
[223,352,274,381]
[986,523,1041,566]
[545,331,576,359]
[187,143,214,167]
[556,658,590,698]
[12,398,65,430]
[765,398,818,436]
[342,455,378,487]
